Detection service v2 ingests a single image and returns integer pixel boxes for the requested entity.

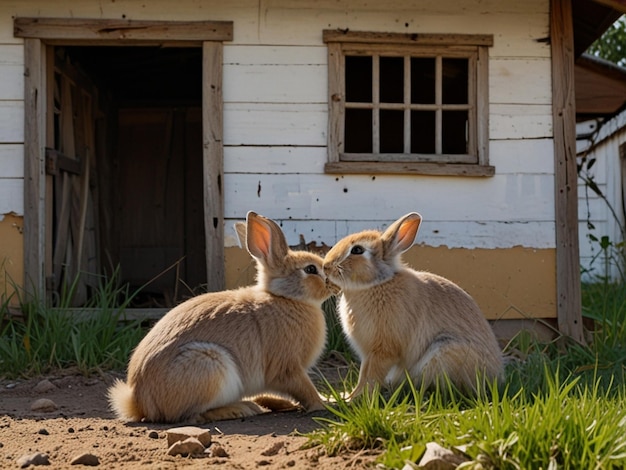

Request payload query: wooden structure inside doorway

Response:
[17,18,233,307]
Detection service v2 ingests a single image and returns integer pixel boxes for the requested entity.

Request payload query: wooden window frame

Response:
[16,18,232,298]
[324,30,494,177]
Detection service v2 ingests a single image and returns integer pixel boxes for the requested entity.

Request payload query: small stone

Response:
[166,426,211,447]
[261,440,285,456]
[167,437,205,457]
[16,452,50,468]
[31,398,58,412]
[286,460,296,467]
[207,445,229,458]
[70,453,100,466]
[147,431,159,439]
[38,428,49,435]
[417,442,469,470]
[257,460,272,466]
[33,379,57,394]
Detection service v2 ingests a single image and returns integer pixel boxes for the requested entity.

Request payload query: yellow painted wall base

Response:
[225,245,557,321]
[0,214,24,305]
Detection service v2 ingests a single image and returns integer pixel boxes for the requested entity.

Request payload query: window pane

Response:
[345,108,373,153]
[410,58,435,104]
[380,56,404,103]
[411,111,435,153]
[380,110,404,153]
[442,58,468,104]
[346,56,372,103]
[442,111,468,154]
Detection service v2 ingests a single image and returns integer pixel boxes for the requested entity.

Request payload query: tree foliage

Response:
[587,16,626,67]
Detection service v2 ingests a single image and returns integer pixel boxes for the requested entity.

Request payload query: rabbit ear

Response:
[246,212,289,266]
[382,213,422,256]
[233,221,247,248]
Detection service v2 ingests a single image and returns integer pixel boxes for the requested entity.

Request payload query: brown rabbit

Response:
[109,211,333,423]
[323,213,503,398]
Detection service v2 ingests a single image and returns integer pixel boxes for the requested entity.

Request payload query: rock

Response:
[30,398,58,412]
[166,426,211,447]
[261,440,285,456]
[416,442,469,470]
[33,379,56,394]
[147,430,159,439]
[70,453,100,466]
[167,437,205,457]
[37,428,49,435]
[207,445,229,458]
[16,452,50,468]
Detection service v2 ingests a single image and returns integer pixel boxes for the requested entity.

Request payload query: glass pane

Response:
[410,111,435,153]
[442,111,468,154]
[442,58,468,104]
[346,56,372,103]
[380,110,404,153]
[410,58,435,104]
[345,108,373,153]
[380,56,404,103]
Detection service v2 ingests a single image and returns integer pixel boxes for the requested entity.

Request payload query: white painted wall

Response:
[0,0,554,248]
[577,112,626,281]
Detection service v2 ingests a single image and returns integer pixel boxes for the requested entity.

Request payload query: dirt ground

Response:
[0,368,380,469]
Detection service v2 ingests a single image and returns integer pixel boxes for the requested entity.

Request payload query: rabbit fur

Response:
[109,211,333,423]
[323,212,504,398]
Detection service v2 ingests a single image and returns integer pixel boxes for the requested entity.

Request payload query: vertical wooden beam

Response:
[551,0,585,343]
[23,38,47,299]
[202,41,225,292]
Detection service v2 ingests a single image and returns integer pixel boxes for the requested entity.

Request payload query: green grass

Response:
[0,268,146,378]
[308,281,626,469]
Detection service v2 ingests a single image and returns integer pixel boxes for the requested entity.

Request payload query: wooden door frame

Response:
[16,18,233,299]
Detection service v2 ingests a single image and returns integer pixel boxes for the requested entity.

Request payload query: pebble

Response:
[413,442,469,470]
[70,453,100,466]
[261,440,285,456]
[166,426,211,447]
[167,437,205,457]
[147,430,159,439]
[30,398,58,412]
[33,379,57,394]
[16,452,49,468]
[207,445,229,458]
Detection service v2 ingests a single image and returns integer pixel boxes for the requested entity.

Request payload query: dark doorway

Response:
[51,46,206,307]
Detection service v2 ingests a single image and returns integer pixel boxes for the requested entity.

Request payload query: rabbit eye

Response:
[351,245,365,255]
[304,265,318,275]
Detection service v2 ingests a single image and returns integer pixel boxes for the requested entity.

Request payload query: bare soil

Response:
[0,368,380,469]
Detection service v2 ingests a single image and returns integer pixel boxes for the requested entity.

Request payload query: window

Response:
[324,30,494,176]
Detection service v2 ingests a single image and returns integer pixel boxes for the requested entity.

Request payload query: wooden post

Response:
[551,0,585,343]
[202,41,225,292]
[23,38,47,300]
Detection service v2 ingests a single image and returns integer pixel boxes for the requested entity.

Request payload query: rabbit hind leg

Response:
[409,335,481,394]
[166,342,248,422]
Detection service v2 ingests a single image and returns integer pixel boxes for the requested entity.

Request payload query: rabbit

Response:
[108,211,334,423]
[323,212,504,398]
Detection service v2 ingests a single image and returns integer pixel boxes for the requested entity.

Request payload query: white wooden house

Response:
[1,0,624,342]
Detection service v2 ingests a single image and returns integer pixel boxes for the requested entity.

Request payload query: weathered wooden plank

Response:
[0,65,24,100]
[490,58,552,105]
[323,29,494,46]
[551,0,583,342]
[324,161,494,176]
[223,217,556,250]
[0,178,23,215]
[224,63,326,103]
[0,144,24,178]
[223,173,556,222]
[203,41,225,292]
[224,146,326,174]
[223,140,556,176]
[224,45,327,65]
[490,104,553,140]
[14,18,233,43]
[0,101,24,143]
[224,103,327,146]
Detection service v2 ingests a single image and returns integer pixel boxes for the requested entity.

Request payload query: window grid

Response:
[324,30,494,176]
